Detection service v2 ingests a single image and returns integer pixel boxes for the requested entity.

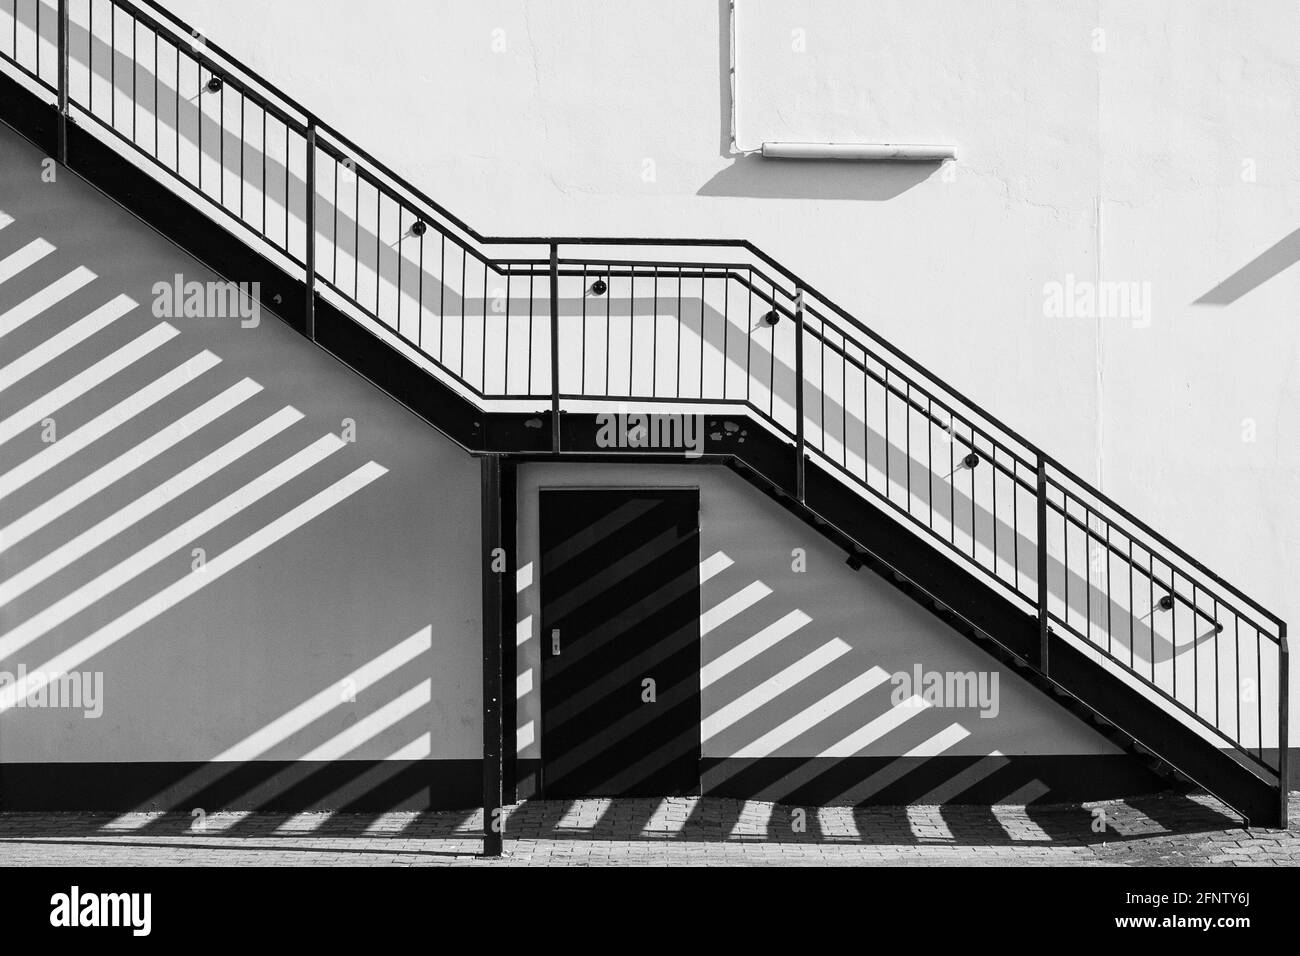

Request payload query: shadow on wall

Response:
[699,0,941,201]
[0,118,478,812]
[698,155,942,201]
[1194,226,1300,305]
[2,0,1192,684]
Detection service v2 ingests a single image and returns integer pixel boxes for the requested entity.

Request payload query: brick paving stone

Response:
[0,792,1295,866]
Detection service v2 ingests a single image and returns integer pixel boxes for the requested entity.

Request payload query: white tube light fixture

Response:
[760,142,957,162]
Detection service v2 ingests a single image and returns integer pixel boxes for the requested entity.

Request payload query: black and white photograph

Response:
[0,0,1294,936]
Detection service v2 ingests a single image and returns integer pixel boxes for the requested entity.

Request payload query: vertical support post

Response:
[304,119,317,341]
[57,0,69,164]
[794,288,806,502]
[549,243,561,454]
[480,454,505,857]
[1279,623,1289,828]
[1036,454,1049,674]
[501,458,518,805]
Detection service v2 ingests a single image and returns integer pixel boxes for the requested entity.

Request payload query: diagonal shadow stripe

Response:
[0,461,387,710]
[0,378,264,554]
[545,616,700,732]
[0,349,220,500]
[827,723,971,805]
[0,431,344,658]
[548,537,699,671]
[546,678,700,785]
[544,524,683,624]
[1195,226,1300,305]
[545,554,702,676]
[540,496,660,572]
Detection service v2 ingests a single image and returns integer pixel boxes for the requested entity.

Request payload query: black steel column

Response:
[1279,622,1289,828]
[480,454,505,856]
[501,458,518,804]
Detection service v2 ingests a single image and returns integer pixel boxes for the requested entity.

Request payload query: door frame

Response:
[535,484,702,799]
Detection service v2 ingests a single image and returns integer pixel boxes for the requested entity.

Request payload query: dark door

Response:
[539,489,701,797]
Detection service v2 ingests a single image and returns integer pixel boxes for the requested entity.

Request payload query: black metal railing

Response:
[1,0,1285,794]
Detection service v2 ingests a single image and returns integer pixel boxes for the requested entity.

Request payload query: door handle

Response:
[551,628,561,656]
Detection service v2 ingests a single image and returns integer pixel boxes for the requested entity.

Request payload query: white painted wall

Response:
[159,0,1300,735]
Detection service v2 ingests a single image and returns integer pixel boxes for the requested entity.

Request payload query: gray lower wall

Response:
[0,121,483,795]
[516,463,1120,763]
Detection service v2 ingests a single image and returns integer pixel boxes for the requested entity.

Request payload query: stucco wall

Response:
[0,121,484,778]
[160,0,1300,734]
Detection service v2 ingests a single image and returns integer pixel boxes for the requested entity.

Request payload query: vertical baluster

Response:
[884,368,891,500]
[628,266,636,396]
[1037,455,1049,674]
[721,273,729,399]
[794,287,805,501]
[482,258,489,392]
[697,269,705,399]
[438,233,445,362]
[416,221,424,352]
[57,0,68,163]
[304,118,316,341]
[745,269,753,406]
[154,32,159,161]
[580,262,588,393]
[603,264,612,396]
[549,243,560,454]
[651,267,660,397]
[905,381,912,516]
[526,267,534,396]
[503,263,512,394]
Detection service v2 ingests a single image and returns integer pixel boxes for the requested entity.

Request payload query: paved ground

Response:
[0,792,1296,866]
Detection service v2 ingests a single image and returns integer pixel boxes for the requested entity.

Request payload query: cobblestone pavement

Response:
[0,792,1296,866]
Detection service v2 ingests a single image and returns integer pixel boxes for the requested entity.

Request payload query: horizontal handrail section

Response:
[1,0,1285,793]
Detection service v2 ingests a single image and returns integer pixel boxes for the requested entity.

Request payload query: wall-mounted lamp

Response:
[205,76,223,94]
[944,451,981,480]
[409,220,427,238]
[586,279,608,297]
[1157,595,1175,612]
[761,309,780,326]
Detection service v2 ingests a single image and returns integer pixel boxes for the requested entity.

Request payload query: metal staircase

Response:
[0,0,1287,825]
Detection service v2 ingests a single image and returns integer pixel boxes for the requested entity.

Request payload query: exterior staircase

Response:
[0,0,1287,825]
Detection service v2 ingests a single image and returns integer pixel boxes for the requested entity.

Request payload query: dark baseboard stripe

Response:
[700,754,1166,805]
[2,751,1292,812]
[0,760,481,812]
